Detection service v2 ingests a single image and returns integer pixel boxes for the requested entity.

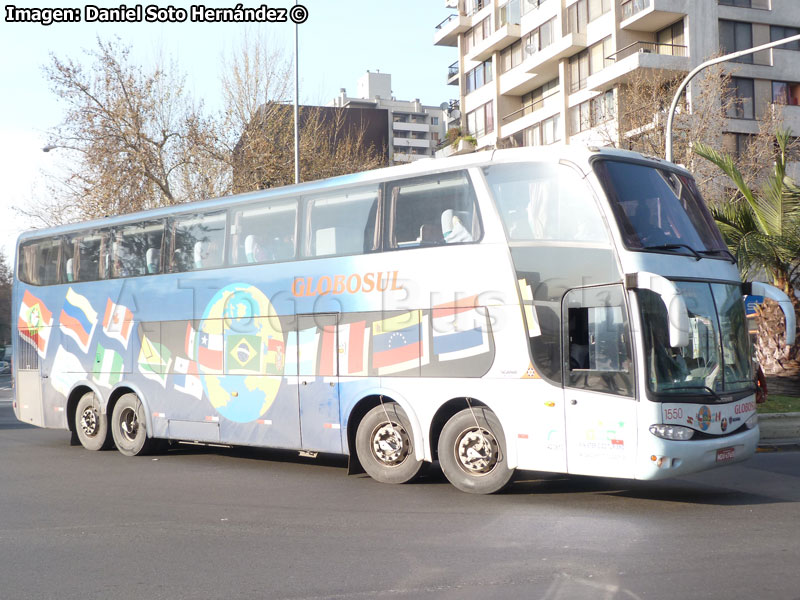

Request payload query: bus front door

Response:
[562,285,637,478]
[297,314,343,454]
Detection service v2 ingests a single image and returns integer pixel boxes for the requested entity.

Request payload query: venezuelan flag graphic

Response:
[18,290,53,358]
[372,310,428,374]
[59,288,98,353]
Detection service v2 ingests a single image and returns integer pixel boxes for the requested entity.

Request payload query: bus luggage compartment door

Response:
[297,314,342,454]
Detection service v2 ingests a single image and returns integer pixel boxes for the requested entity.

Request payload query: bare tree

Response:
[36,37,226,224]
[217,34,386,193]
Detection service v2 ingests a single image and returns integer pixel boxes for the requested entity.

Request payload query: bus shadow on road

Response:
[507,472,788,506]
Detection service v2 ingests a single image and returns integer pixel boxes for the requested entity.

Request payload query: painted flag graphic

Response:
[197,330,223,371]
[102,299,134,349]
[92,342,124,388]
[339,321,369,376]
[138,334,172,388]
[283,330,298,379]
[51,345,87,397]
[18,290,53,358]
[60,288,98,353]
[297,326,320,375]
[226,333,261,373]
[372,311,425,374]
[318,325,337,377]
[265,337,285,375]
[185,322,196,356]
[431,296,489,361]
[173,356,203,399]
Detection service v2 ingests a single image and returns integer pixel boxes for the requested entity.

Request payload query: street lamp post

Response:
[293,0,300,185]
[665,33,800,163]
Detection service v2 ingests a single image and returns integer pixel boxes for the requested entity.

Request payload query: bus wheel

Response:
[355,403,423,484]
[111,393,156,457]
[438,407,514,494]
[75,392,112,451]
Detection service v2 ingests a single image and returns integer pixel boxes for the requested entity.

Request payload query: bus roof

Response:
[16,145,688,243]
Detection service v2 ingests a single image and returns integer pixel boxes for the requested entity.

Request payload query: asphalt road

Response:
[1,387,799,600]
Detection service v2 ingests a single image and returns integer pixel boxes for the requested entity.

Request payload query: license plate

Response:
[716,447,735,462]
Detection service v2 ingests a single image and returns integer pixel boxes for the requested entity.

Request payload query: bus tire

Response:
[438,407,514,494]
[111,393,157,457]
[75,392,113,451]
[355,403,423,484]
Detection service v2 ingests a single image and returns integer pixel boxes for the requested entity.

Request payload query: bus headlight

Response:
[649,424,694,441]
[745,414,758,429]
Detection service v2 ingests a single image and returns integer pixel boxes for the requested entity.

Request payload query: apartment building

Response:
[434,0,800,154]
[330,71,448,164]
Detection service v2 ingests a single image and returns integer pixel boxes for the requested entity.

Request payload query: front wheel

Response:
[111,393,158,456]
[355,403,424,484]
[438,407,514,494]
[75,392,113,451]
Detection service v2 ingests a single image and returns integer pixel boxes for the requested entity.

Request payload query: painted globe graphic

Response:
[195,283,284,423]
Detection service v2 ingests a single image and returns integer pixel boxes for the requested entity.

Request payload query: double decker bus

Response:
[12,146,795,494]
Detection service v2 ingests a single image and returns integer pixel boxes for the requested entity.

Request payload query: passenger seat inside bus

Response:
[65,258,74,282]
[146,248,160,274]
[441,209,473,243]
[245,235,267,263]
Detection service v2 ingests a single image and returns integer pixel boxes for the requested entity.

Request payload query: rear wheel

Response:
[355,403,423,484]
[75,392,112,451]
[438,407,514,494]
[111,393,158,456]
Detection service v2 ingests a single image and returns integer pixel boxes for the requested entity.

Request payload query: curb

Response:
[758,412,800,446]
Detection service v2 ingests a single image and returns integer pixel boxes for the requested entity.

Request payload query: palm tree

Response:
[694,129,800,372]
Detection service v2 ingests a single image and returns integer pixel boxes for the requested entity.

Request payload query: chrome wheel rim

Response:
[455,427,499,476]
[371,421,410,466]
[79,407,99,438]
[118,407,139,442]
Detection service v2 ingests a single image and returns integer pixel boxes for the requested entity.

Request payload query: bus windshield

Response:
[594,159,728,256]
[639,281,753,398]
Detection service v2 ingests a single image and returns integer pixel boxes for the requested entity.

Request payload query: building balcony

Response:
[447,61,459,85]
[393,137,433,149]
[393,121,431,132]
[619,0,688,32]
[588,41,689,92]
[498,32,586,96]
[467,22,521,62]
[393,151,431,163]
[499,92,561,138]
[434,14,470,47]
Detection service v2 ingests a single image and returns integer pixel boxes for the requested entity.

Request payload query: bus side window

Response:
[18,238,61,285]
[303,186,379,258]
[229,198,298,266]
[66,230,109,283]
[388,170,480,249]
[170,211,226,272]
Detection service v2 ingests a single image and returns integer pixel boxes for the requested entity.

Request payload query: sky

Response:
[0,0,457,260]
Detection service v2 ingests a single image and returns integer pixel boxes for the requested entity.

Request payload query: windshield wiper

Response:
[642,244,702,261]
[662,384,723,401]
[698,248,736,263]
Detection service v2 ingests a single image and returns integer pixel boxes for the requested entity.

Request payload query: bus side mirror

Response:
[626,272,689,348]
[744,281,796,346]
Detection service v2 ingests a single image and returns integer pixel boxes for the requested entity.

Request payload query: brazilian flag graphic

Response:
[226,333,261,373]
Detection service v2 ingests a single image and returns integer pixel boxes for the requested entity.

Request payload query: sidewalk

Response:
[760,371,800,447]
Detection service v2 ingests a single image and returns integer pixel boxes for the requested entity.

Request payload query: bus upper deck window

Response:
[303,187,379,258]
[229,199,298,266]
[170,211,226,272]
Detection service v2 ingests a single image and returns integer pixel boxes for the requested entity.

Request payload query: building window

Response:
[656,20,685,55]
[725,77,755,119]
[569,90,615,134]
[522,0,546,15]
[522,78,559,116]
[498,0,521,27]
[500,16,556,72]
[718,0,751,7]
[465,59,493,94]
[431,116,439,125]
[722,132,753,157]
[772,81,800,105]
[467,101,494,137]
[463,16,492,55]
[719,20,753,63]
[568,0,611,34]
[771,26,800,51]
[570,37,612,93]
